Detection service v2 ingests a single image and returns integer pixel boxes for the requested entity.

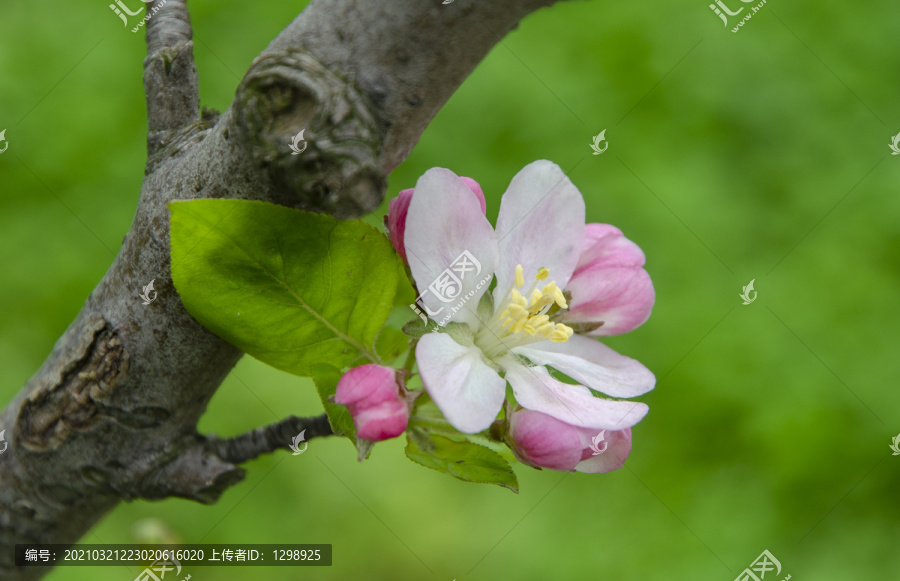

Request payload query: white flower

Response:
[402,161,656,434]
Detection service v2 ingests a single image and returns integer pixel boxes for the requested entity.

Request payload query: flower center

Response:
[475,264,573,360]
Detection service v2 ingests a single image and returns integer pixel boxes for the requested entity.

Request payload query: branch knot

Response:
[235,49,385,218]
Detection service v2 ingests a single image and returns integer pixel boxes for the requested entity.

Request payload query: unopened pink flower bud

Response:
[560,223,655,336]
[508,408,632,473]
[386,176,486,265]
[334,364,409,441]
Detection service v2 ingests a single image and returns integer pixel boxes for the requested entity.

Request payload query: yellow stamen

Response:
[512,318,528,334]
[536,323,555,338]
[548,323,574,343]
[507,303,527,317]
[510,288,527,307]
[529,314,550,328]
[553,287,568,309]
[475,263,575,358]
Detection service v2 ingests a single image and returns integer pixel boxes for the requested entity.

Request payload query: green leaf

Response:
[374,326,408,363]
[408,398,463,440]
[401,317,435,339]
[393,261,416,307]
[170,199,400,376]
[310,363,356,441]
[408,399,515,462]
[405,431,519,493]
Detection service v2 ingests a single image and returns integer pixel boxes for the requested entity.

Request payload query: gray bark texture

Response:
[0,0,562,578]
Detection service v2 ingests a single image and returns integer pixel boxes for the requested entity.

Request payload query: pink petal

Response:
[334,364,399,407]
[574,428,632,473]
[405,168,498,329]
[513,334,655,398]
[416,332,507,433]
[334,363,399,406]
[459,177,487,214]
[387,188,415,264]
[503,361,648,430]
[509,409,583,471]
[574,224,646,274]
[561,224,654,336]
[354,399,409,441]
[492,160,585,303]
[559,266,654,336]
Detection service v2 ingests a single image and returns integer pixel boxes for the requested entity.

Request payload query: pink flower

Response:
[334,364,409,441]
[386,176,486,265]
[405,160,655,435]
[508,408,632,473]
[556,223,654,336]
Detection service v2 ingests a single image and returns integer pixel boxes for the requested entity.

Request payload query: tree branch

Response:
[136,414,334,503]
[144,0,198,152]
[0,1,566,579]
[208,414,333,464]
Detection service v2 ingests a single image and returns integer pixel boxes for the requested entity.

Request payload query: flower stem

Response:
[402,338,418,372]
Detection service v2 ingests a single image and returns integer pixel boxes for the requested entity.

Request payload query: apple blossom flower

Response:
[403,160,655,435]
[508,408,632,473]
[387,176,486,265]
[334,364,409,441]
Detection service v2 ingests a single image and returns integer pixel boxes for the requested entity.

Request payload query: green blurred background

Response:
[2,0,898,579]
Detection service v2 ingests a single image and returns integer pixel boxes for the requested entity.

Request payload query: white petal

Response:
[503,361,648,430]
[405,168,498,328]
[492,160,585,303]
[512,335,655,398]
[416,332,507,434]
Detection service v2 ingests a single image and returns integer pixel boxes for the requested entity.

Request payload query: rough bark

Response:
[0,0,564,578]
